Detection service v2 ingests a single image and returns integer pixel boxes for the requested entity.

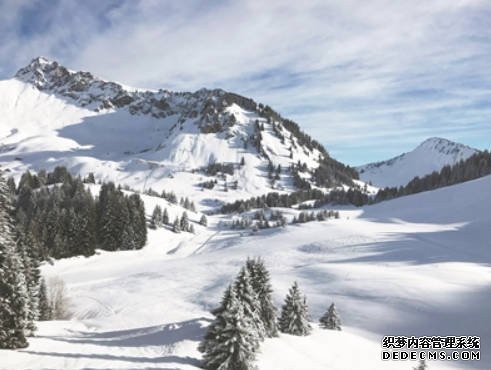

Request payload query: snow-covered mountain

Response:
[0,57,357,209]
[357,137,478,188]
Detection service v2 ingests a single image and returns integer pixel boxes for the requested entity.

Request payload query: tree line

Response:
[374,150,491,202]
[12,167,147,260]
[219,187,368,214]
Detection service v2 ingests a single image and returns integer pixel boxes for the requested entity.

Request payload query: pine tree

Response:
[198,285,234,355]
[162,208,169,225]
[319,302,341,330]
[180,211,189,232]
[189,224,195,234]
[201,288,260,370]
[234,267,265,340]
[173,217,181,233]
[15,229,40,335]
[246,257,278,337]
[0,174,31,348]
[278,281,312,336]
[150,205,163,229]
[38,278,51,321]
[200,214,208,226]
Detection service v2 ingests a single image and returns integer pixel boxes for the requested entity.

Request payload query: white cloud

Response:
[0,0,489,164]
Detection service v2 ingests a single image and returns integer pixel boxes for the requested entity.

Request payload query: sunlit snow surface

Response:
[2,174,490,370]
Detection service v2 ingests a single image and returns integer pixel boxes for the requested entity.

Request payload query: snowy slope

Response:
[2,173,490,370]
[0,57,346,211]
[357,137,478,188]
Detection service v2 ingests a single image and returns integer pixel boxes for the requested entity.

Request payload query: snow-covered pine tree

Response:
[173,217,181,233]
[0,174,31,348]
[414,359,427,370]
[201,288,260,370]
[200,214,208,226]
[189,224,195,234]
[162,208,169,225]
[319,302,341,330]
[38,278,52,321]
[150,205,162,229]
[233,267,265,340]
[278,281,312,336]
[198,285,234,355]
[180,211,189,232]
[15,229,41,335]
[246,257,278,337]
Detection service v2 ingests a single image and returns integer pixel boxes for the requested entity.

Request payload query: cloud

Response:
[0,0,489,164]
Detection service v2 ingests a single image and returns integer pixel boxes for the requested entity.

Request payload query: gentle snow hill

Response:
[2,174,490,370]
[0,57,358,211]
[357,137,478,188]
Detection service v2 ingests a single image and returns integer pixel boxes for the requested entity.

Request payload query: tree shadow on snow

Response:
[23,318,211,368]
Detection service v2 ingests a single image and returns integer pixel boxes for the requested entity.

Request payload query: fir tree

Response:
[200,214,208,227]
[319,303,341,330]
[38,278,51,321]
[246,257,278,337]
[198,285,234,355]
[0,174,31,348]
[15,229,40,335]
[162,208,169,225]
[180,211,189,232]
[173,217,181,233]
[278,281,311,336]
[150,205,163,229]
[234,267,265,339]
[201,288,260,370]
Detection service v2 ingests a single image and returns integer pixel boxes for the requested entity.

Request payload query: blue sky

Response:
[1,0,490,165]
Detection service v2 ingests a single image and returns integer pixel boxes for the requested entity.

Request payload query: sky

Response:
[0,0,490,165]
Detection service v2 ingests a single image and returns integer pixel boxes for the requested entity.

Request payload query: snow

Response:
[0,60,487,370]
[357,137,478,188]
[2,173,490,370]
[0,78,324,211]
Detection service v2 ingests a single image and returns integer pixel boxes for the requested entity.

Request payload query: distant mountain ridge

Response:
[357,137,478,188]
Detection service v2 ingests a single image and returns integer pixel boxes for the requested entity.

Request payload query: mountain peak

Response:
[357,137,478,187]
[416,137,475,156]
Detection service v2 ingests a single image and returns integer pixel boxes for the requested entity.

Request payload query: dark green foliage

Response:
[150,205,163,229]
[14,168,146,260]
[246,257,278,337]
[162,208,169,225]
[38,278,51,321]
[319,303,341,330]
[172,217,181,233]
[97,182,147,252]
[375,150,491,202]
[83,173,95,184]
[15,229,41,335]
[200,179,217,189]
[201,287,260,370]
[279,282,312,336]
[180,211,189,231]
[0,174,30,348]
[313,155,358,187]
[205,162,234,176]
[198,285,234,355]
[220,188,367,214]
[234,267,265,340]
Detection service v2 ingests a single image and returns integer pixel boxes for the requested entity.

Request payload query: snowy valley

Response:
[0,58,489,370]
